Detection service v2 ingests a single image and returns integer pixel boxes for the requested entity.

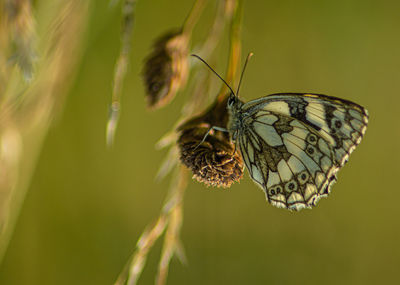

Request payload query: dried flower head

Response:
[143,30,189,110]
[177,96,243,187]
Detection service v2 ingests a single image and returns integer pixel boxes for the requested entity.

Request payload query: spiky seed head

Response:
[177,96,244,187]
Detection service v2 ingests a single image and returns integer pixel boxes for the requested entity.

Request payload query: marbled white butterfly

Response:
[193,54,368,211]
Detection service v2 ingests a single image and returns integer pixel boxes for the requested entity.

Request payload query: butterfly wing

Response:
[238,93,368,210]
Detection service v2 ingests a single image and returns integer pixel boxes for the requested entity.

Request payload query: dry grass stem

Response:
[155,145,179,181]
[156,165,187,285]
[182,0,230,115]
[114,165,187,285]
[106,0,137,148]
[0,0,90,263]
[196,0,232,60]
[181,0,208,38]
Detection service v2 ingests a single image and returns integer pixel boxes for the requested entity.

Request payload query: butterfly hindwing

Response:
[238,113,338,210]
[237,93,368,210]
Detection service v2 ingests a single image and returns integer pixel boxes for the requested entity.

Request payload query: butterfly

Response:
[192,54,369,211]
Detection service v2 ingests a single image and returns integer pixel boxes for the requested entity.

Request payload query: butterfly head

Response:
[227,92,243,111]
[227,93,236,108]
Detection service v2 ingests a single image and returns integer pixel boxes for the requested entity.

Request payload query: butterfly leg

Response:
[194,126,228,150]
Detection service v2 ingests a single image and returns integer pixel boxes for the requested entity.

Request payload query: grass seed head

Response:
[143,30,189,110]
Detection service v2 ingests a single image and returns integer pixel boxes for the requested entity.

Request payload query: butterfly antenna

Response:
[236,52,254,98]
[191,54,236,95]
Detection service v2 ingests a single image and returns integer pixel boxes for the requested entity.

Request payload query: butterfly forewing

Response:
[236,93,368,210]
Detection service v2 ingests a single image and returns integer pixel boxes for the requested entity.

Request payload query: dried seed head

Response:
[177,97,244,187]
[143,30,189,110]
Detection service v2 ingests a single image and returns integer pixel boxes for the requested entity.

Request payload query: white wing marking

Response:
[277,160,293,182]
[253,121,283,146]
[267,170,280,188]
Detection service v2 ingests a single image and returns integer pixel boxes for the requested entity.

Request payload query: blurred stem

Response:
[106,0,137,148]
[156,165,187,285]
[182,0,207,39]
[217,0,242,102]
[181,0,230,115]
[0,1,90,263]
[198,0,227,59]
[114,164,187,285]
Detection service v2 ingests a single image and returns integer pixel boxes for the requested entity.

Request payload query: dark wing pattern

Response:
[237,93,368,210]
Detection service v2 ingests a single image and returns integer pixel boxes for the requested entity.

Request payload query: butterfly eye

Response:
[227,96,236,107]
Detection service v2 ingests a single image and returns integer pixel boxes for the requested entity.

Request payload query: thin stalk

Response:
[217,0,242,102]
[114,164,187,285]
[106,0,137,148]
[0,0,90,264]
[182,0,207,39]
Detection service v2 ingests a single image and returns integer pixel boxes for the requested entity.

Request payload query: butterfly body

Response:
[226,92,368,211]
[226,96,245,140]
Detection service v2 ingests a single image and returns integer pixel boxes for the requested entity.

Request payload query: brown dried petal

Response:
[142,30,188,110]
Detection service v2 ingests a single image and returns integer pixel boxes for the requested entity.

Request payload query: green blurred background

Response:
[1,0,400,284]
